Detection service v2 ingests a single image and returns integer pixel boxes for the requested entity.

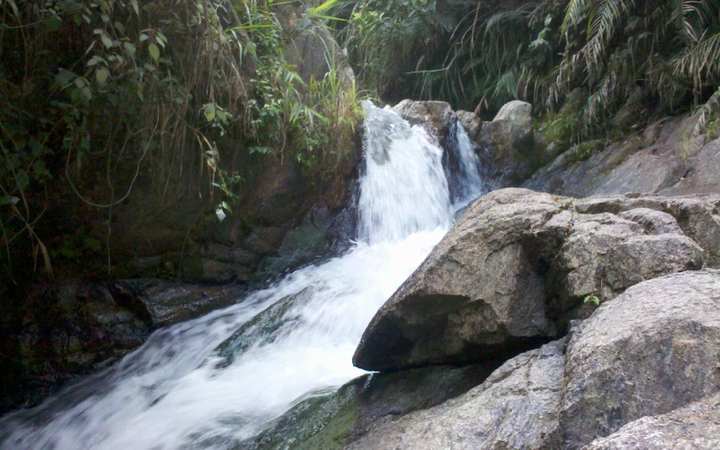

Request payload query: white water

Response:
[451,122,486,209]
[0,102,485,450]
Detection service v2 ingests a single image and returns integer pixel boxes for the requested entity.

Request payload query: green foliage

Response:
[583,294,601,306]
[553,0,720,136]
[327,0,442,99]
[0,0,361,280]
[329,0,720,135]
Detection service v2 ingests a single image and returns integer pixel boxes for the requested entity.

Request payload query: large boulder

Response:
[493,100,532,125]
[348,340,565,450]
[393,100,456,145]
[477,101,544,185]
[354,188,707,371]
[346,270,720,449]
[583,393,720,450]
[560,270,720,448]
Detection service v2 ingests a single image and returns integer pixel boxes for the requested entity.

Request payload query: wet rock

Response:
[560,270,720,448]
[214,288,314,368]
[583,393,720,450]
[348,340,565,450]
[393,100,456,144]
[238,363,494,450]
[115,279,245,327]
[8,282,152,409]
[456,110,482,141]
[354,188,708,372]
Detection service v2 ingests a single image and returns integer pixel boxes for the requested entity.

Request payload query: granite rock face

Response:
[560,270,720,448]
[354,188,709,372]
[348,340,566,450]
[582,393,720,450]
[335,271,720,449]
[525,115,720,197]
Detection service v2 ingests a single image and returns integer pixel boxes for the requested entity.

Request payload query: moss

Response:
[240,383,361,450]
[567,139,605,163]
[295,398,359,450]
[707,118,720,141]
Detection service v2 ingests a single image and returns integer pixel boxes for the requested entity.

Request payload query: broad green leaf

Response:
[100,31,113,49]
[87,56,104,67]
[203,103,216,122]
[123,42,136,56]
[130,0,140,16]
[96,67,110,84]
[148,43,160,62]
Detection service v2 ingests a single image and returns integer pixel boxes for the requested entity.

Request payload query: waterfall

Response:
[443,120,487,209]
[0,103,485,450]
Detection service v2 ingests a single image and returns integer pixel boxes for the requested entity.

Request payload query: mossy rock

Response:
[237,364,493,449]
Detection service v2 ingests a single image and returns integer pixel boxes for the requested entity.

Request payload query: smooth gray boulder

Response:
[493,100,532,126]
[479,101,538,184]
[348,340,565,450]
[354,188,706,371]
[582,393,720,450]
[560,270,720,448]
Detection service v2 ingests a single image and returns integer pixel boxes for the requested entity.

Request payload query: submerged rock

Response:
[354,188,708,372]
[213,288,314,367]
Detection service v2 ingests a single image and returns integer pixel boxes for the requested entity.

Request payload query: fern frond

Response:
[561,0,591,34]
[673,31,720,81]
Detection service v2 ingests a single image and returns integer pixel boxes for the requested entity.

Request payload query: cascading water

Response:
[0,102,485,450]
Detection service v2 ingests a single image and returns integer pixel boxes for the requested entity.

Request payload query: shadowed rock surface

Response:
[237,363,494,450]
[348,340,566,450]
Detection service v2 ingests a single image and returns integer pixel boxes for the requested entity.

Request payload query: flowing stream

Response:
[0,102,485,450]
